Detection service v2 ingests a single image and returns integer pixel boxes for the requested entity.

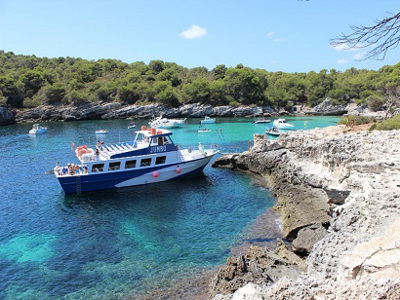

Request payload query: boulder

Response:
[292,223,327,256]
[309,98,347,116]
[209,244,305,297]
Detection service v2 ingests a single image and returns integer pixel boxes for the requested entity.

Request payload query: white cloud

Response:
[332,43,363,51]
[270,60,277,65]
[266,31,284,42]
[337,59,348,64]
[266,31,275,39]
[353,51,367,60]
[179,25,207,39]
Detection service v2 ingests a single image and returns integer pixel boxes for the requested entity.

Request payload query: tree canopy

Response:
[0,50,399,111]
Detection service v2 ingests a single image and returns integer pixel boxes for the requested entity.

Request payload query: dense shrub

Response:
[370,114,400,130]
[337,115,376,126]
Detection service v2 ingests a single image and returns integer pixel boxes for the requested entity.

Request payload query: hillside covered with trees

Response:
[0,51,399,112]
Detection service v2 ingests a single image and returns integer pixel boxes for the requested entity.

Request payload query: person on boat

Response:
[70,163,75,175]
[97,140,101,147]
[95,148,100,156]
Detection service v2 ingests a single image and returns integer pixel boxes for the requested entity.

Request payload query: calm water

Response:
[0,116,339,299]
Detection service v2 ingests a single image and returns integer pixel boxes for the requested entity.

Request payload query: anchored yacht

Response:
[54,127,218,194]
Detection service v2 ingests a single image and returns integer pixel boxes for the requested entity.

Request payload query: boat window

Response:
[108,162,121,171]
[140,158,152,167]
[155,156,166,165]
[163,136,171,144]
[151,137,159,146]
[125,160,137,169]
[92,163,104,172]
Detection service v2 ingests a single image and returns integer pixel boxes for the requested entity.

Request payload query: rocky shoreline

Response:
[9,103,269,124]
[1,98,390,126]
[209,126,400,299]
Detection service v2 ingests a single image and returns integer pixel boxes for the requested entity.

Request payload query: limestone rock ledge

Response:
[13,103,268,123]
[211,126,400,299]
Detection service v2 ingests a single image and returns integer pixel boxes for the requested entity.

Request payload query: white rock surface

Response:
[215,127,400,299]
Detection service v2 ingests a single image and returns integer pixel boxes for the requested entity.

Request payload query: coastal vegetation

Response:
[0,51,399,111]
[337,115,376,126]
[370,114,400,130]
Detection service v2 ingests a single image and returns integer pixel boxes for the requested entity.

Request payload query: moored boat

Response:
[254,118,271,124]
[128,122,136,129]
[200,116,216,124]
[54,127,219,194]
[272,118,294,130]
[197,128,212,133]
[29,124,47,135]
[95,129,108,134]
[266,127,281,137]
[149,116,185,128]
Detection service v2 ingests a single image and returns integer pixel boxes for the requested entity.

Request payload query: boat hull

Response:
[57,155,214,194]
[29,129,46,135]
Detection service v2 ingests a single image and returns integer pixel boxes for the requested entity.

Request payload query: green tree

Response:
[20,70,46,98]
[156,86,180,107]
[39,82,66,104]
[0,76,22,107]
[211,64,227,80]
[149,60,166,74]
[182,77,211,103]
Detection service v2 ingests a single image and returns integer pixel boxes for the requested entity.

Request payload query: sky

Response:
[1,0,400,73]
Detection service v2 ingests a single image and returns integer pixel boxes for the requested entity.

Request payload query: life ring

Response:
[152,171,159,178]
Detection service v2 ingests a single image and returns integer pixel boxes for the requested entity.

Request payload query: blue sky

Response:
[1,0,399,73]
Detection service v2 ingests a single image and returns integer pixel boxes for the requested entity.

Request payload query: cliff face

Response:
[211,126,400,299]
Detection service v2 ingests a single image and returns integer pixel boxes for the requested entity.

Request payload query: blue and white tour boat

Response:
[54,127,219,194]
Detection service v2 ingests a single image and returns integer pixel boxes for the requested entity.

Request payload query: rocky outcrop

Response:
[307,98,347,116]
[0,107,15,125]
[212,126,400,299]
[102,103,265,119]
[15,102,122,123]
[210,241,306,298]
[14,102,268,123]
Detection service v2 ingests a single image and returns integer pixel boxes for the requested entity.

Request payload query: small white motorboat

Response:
[254,118,271,124]
[149,116,185,128]
[29,124,47,135]
[95,129,108,135]
[197,128,212,133]
[128,122,136,129]
[266,126,281,137]
[200,116,215,124]
[272,119,294,130]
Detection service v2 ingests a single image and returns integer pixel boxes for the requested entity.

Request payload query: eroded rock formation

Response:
[211,126,400,299]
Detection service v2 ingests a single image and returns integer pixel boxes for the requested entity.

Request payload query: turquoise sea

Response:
[0,116,339,299]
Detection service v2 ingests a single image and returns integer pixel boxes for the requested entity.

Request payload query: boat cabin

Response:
[56,128,186,177]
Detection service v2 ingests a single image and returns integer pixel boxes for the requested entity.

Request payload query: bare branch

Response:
[330,12,400,60]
